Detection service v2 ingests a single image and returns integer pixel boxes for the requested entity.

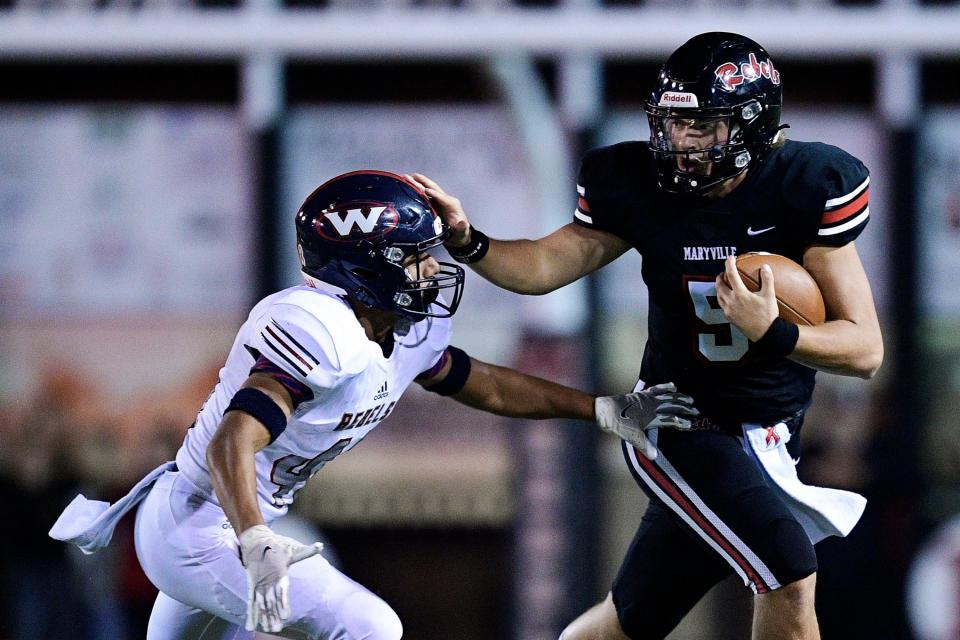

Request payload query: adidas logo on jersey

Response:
[374,380,389,401]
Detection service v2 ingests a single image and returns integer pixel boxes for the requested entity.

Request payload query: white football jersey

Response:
[176,286,451,521]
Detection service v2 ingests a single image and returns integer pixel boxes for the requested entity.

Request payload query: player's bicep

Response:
[535,223,630,287]
[803,243,879,328]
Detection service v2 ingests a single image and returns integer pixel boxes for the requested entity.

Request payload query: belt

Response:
[689,409,805,433]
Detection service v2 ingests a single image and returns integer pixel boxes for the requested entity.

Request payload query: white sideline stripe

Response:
[574,208,593,224]
[625,446,752,590]
[651,446,780,591]
[818,207,870,236]
[576,184,585,196]
[626,443,780,593]
[824,176,870,208]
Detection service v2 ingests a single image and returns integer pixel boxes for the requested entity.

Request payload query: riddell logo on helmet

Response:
[659,92,699,107]
[317,202,399,240]
[714,53,780,92]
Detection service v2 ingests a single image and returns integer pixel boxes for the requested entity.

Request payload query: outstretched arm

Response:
[416,348,596,420]
[410,174,630,295]
[452,357,597,420]
[416,348,698,459]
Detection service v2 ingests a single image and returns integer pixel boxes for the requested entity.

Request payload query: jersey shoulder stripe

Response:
[252,287,374,391]
[261,319,320,376]
[817,174,869,238]
[818,207,869,237]
[824,175,869,209]
[574,184,595,225]
[778,140,870,245]
[820,175,869,227]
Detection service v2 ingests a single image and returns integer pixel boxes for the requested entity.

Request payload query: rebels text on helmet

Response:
[714,53,780,92]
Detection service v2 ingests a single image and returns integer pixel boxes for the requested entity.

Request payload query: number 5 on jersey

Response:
[687,279,749,363]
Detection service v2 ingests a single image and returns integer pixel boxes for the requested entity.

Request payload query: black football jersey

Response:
[575,140,870,425]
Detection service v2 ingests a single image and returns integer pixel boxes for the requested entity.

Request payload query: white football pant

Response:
[135,471,403,640]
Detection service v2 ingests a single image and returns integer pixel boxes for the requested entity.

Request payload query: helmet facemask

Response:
[378,229,464,320]
[646,99,770,194]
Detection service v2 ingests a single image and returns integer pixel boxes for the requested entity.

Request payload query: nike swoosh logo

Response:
[747,226,776,236]
[261,546,272,560]
[620,403,637,419]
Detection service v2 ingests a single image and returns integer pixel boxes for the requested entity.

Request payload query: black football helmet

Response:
[295,170,464,320]
[645,32,785,194]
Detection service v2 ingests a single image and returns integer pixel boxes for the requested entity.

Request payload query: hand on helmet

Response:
[407,173,472,248]
[595,383,700,460]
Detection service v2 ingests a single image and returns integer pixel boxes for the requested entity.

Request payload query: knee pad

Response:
[339,591,403,640]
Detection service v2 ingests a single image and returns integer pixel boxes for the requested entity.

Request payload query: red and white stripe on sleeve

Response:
[818,176,869,237]
[573,184,594,226]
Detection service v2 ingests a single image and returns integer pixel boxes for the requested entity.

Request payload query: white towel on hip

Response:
[49,460,176,555]
[743,423,866,544]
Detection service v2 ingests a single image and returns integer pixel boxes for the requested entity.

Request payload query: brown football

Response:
[736,253,826,326]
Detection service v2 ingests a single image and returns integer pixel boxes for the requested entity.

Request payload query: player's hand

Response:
[238,525,323,633]
[595,383,699,460]
[407,173,472,248]
[715,255,779,341]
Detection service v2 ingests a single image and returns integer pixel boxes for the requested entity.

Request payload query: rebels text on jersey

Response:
[176,287,451,520]
[574,140,870,426]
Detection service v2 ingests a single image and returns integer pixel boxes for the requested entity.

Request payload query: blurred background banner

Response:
[0,2,958,639]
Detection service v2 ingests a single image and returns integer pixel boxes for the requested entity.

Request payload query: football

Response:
[735,252,826,326]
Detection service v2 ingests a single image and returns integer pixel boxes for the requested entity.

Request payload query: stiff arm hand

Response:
[239,525,324,633]
[595,383,699,460]
[406,173,472,247]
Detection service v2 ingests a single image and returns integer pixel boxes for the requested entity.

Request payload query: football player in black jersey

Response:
[412,32,883,640]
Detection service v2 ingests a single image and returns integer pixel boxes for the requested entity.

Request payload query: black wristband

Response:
[446,228,489,264]
[752,317,799,358]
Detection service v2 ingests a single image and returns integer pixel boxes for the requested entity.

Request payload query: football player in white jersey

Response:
[51,171,697,640]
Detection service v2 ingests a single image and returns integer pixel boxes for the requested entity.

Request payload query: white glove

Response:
[238,524,324,633]
[595,382,699,461]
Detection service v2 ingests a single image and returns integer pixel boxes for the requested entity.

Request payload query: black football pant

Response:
[611,428,817,640]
